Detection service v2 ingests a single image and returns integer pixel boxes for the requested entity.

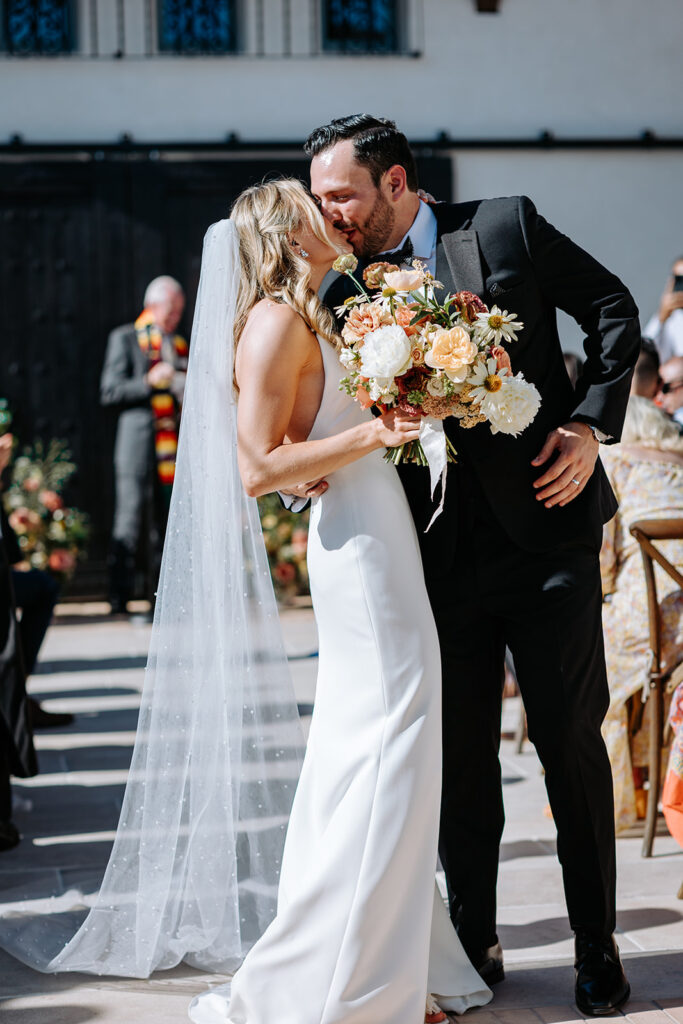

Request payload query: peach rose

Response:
[394,303,419,337]
[39,490,64,512]
[383,268,425,292]
[341,303,389,347]
[425,326,478,383]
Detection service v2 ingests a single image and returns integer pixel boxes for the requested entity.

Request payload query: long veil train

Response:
[0,220,306,976]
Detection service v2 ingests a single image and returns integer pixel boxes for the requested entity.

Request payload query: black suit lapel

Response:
[437,229,485,298]
[433,203,485,298]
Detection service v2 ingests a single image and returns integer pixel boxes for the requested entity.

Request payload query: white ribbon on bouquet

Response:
[419,416,448,531]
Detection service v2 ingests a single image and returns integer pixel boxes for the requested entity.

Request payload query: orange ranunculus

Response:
[356,384,374,409]
[425,326,478,383]
[394,303,419,337]
[341,303,389,347]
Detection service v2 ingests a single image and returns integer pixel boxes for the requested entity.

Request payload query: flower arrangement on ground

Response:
[258,493,310,600]
[333,254,541,471]
[4,437,89,579]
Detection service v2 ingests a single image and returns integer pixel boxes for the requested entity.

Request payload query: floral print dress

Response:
[600,446,683,834]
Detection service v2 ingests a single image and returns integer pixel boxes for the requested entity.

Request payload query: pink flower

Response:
[8,507,41,534]
[48,549,76,574]
[23,477,41,493]
[39,490,64,512]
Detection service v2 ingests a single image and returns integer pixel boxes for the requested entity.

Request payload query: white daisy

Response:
[467,357,508,403]
[473,306,524,345]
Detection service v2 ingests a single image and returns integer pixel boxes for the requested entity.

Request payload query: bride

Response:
[188,180,490,1023]
[0,179,491,1024]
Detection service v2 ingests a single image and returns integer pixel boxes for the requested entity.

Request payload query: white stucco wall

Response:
[0,0,681,143]
[1,0,681,350]
[451,148,683,352]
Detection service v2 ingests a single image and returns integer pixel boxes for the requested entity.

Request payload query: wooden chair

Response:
[628,519,683,857]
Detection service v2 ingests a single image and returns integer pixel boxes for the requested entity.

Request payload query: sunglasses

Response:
[661,379,683,394]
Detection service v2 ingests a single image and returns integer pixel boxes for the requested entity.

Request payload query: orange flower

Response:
[356,384,375,409]
[394,303,419,337]
[491,344,512,374]
[48,549,76,574]
[39,489,64,512]
[341,303,388,346]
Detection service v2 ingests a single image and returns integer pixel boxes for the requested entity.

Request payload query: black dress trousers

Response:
[399,457,616,960]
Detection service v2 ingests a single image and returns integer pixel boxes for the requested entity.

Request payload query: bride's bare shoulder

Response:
[237,301,316,381]
[243,299,313,343]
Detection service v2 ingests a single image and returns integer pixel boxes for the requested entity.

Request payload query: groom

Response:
[295,115,640,1016]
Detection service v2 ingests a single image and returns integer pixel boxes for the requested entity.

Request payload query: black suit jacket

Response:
[321,196,640,552]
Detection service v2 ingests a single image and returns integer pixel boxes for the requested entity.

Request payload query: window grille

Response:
[322,0,400,54]
[1,0,73,54]
[158,0,237,54]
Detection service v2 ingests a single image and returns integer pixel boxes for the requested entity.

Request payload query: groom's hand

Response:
[531,422,599,508]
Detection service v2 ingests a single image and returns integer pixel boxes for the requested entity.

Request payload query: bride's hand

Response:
[375,408,422,448]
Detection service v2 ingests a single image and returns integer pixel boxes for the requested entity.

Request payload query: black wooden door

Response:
[0,152,451,597]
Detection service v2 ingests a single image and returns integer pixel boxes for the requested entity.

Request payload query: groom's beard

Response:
[335,192,395,258]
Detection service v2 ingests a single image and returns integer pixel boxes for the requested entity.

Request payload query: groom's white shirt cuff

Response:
[280,492,309,513]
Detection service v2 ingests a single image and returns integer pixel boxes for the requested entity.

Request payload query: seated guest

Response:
[663,680,683,850]
[600,396,683,833]
[630,339,660,400]
[657,356,683,427]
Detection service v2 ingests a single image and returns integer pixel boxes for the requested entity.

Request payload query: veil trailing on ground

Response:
[2,220,306,977]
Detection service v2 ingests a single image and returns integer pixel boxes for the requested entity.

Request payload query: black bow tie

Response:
[374,237,414,266]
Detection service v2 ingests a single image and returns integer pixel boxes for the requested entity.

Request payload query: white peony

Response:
[359,325,413,382]
[475,374,541,436]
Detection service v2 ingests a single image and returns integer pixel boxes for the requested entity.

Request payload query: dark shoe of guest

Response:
[574,931,630,1016]
[109,597,129,615]
[28,697,74,730]
[474,941,505,985]
[0,820,20,852]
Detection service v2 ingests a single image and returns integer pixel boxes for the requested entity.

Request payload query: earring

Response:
[299,247,309,259]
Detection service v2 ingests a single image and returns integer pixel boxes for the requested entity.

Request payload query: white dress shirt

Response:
[385,200,438,276]
[643,308,683,364]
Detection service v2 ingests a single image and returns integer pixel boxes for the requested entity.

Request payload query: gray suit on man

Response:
[100,323,184,607]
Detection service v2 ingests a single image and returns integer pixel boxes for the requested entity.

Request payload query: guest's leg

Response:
[109,472,145,608]
[504,535,616,938]
[11,568,59,677]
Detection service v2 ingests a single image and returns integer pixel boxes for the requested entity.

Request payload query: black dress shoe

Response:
[28,697,74,730]
[0,820,20,852]
[474,942,505,985]
[575,932,630,1016]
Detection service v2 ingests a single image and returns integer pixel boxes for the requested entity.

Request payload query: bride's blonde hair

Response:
[231,178,343,359]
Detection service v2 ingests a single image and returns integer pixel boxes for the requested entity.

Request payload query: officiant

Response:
[101,276,188,615]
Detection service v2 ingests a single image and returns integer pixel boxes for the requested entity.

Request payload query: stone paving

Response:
[0,605,681,1023]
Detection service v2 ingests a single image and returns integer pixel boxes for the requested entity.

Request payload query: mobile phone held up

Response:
[673,275,683,293]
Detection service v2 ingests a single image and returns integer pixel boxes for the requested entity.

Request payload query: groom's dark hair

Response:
[305,114,419,193]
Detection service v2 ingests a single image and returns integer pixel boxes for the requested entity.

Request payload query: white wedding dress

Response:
[189,334,492,1023]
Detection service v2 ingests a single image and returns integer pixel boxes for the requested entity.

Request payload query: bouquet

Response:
[4,437,89,579]
[332,254,541,477]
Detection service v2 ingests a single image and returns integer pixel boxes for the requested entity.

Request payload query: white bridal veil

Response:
[2,220,305,976]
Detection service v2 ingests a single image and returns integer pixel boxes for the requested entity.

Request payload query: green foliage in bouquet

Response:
[4,438,89,579]
[257,493,310,600]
